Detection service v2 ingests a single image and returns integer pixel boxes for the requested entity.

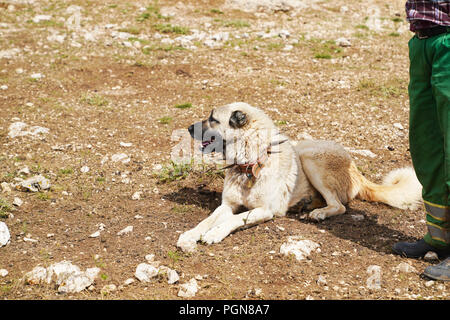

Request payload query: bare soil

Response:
[0,0,448,300]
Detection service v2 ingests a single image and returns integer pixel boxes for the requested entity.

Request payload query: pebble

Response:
[19,175,51,192]
[178,278,199,298]
[393,123,404,130]
[0,222,10,247]
[279,237,320,261]
[1,182,11,193]
[80,166,90,173]
[135,263,159,282]
[424,251,439,261]
[394,262,417,274]
[117,226,133,236]
[0,269,8,277]
[132,191,142,200]
[0,85,7,90]
[336,37,351,47]
[101,284,117,294]
[13,197,23,207]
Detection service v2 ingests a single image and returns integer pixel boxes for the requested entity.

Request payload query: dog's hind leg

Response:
[177,204,234,252]
[301,159,346,221]
[202,207,274,244]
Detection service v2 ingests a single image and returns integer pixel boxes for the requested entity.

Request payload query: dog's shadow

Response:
[164,187,417,254]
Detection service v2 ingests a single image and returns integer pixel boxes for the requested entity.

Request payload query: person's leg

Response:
[393,34,450,258]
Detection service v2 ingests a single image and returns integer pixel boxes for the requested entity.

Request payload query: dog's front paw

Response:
[309,209,327,221]
[177,231,199,253]
[201,224,230,245]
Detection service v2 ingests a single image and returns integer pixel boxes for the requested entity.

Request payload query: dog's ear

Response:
[229,110,248,128]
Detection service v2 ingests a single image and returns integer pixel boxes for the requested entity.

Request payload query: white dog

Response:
[177,102,422,252]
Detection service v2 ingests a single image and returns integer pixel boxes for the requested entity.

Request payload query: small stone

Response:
[317,275,327,286]
[89,231,101,238]
[30,73,43,80]
[117,226,133,236]
[0,85,8,90]
[394,262,417,274]
[0,269,8,277]
[132,191,142,200]
[111,153,130,163]
[393,123,404,130]
[120,142,132,147]
[167,269,180,284]
[80,166,90,173]
[178,278,199,298]
[135,263,159,282]
[19,175,50,192]
[424,251,439,261]
[336,37,351,47]
[424,280,434,288]
[13,197,23,207]
[279,237,320,261]
[124,278,135,286]
[351,214,364,221]
[0,222,10,247]
[1,182,11,193]
[101,284,117,294]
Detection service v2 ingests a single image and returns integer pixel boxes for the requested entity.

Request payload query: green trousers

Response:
[408,32,450,249]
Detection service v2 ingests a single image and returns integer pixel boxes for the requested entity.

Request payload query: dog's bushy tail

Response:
[351,164,422,210]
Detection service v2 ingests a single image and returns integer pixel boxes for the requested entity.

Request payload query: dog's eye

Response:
[208,111,220,124]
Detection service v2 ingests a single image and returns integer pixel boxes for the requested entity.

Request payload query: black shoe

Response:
[423,257,450,281]
[392,239,450,259]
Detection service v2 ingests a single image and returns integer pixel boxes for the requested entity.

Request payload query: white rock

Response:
[424,280,435,288]
[13,197,23,207]
[117,226,133,236]
[30,73,43,80]
[19,175,50,192]
[111,153,130,163]
[393,123,404,130]
[279,237,320,260]
[424,251,439,261]
[178,278,199,298]
[80,166,90,173]
[32,15,51,23]
[0,222,10,247]
[26,261,100,293]
[1,182,11,193]
[283,44,294,51]
[336,37,351,47]
[23,237,38,243]
[394,262,417,274]
[0,85,8,90]
[0,269,8,277]
[145,254,155,262]
[89,231,101,238]
[135,263,159,282]
[317,275,327,286]
[351,214,365,221]
[120,142,132,147]
[24,266,48,284]
[18,166,30,175]
[8,122,49,138]
[132,191,142,200]
[101,284,117,293]
[167,269,180,284]
[123,278,135,286]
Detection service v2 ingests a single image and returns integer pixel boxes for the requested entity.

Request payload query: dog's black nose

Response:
[188,124,194,134]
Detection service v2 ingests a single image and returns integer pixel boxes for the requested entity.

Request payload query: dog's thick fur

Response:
[177,102,422,252]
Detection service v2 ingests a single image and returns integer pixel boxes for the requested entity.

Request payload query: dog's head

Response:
[188,102,278,163]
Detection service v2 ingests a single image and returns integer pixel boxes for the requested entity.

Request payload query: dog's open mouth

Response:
[201,136,215,152]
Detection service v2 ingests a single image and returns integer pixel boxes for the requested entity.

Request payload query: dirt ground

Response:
[0,0,448,300]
